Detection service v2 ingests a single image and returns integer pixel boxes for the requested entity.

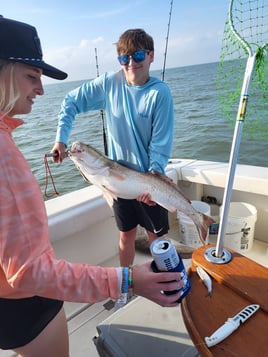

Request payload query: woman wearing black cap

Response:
[0,16,184,356]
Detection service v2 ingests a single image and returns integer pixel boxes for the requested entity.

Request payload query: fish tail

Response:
[196,213,215,245]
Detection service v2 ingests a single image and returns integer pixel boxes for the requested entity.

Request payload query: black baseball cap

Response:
[0,16,68,80]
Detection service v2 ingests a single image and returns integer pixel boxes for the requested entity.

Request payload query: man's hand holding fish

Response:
[136,192,156,206]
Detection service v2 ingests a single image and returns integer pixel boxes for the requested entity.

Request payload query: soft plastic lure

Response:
[196,266,212,297]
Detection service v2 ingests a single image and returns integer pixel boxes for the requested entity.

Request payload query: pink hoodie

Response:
[0,113,119,302]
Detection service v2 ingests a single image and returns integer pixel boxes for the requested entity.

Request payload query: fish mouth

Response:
[70,142,84,155]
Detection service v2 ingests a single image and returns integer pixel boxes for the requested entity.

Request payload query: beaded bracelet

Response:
[128,266,134,298]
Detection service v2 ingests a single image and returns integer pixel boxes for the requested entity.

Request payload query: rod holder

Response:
[204,247,232,264]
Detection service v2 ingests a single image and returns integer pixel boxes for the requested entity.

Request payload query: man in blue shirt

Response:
[52,29,174,267]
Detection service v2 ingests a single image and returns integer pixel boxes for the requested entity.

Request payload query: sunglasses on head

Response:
[118,49,150,66]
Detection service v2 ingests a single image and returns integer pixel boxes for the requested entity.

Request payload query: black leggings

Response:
[0,296,63,350]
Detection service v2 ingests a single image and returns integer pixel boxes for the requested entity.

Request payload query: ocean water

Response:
[13,62,268,200]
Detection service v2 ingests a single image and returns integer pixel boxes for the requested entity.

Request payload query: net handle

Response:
[215,0,268,258]
[215,54,256,258]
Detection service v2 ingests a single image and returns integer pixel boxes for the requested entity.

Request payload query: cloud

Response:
[92,36,104,44]
[42,36,118,84]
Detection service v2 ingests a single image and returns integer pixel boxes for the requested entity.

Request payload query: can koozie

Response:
[150,238,191,302]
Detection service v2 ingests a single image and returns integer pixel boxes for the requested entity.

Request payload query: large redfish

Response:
[69,141,214,245]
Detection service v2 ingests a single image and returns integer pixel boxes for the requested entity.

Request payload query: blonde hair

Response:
[0,59,20,115]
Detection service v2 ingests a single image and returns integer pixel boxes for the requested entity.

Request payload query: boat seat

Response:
[94,296,200,357]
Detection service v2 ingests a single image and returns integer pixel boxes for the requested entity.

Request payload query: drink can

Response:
[150,238,191,302]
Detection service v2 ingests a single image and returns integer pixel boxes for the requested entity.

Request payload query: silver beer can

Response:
[150,237,180,271]
[150,237,191,302]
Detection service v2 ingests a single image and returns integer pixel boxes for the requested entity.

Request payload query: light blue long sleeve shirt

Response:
[56,70,174,173]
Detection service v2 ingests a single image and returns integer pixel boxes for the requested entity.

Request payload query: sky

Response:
[2,0,230,84]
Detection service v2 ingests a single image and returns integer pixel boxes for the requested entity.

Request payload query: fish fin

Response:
[79,170,91,184]
[143,172,190,212]
[101,188,118,207]
[148,171,173,182]
[146,172,191,203]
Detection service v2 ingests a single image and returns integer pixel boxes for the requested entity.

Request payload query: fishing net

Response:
[216,0,268,140]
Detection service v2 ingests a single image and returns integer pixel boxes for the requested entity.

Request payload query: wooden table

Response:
[181,244,268,356]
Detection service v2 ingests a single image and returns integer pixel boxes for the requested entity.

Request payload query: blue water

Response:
[13,62,268,200]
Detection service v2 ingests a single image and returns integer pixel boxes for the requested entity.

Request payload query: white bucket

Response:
[220,202,257,253]
[178,200,211,248]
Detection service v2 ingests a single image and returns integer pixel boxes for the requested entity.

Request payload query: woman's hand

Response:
[132,261,184,307]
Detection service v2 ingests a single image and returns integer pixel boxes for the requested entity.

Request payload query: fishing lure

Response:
[196,266,212,297]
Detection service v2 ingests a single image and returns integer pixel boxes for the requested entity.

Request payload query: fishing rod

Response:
[161,0,173,81]
[95,47,108,155]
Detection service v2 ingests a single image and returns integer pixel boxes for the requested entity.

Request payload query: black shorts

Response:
[0,295,63,350]
[113,198,169,236]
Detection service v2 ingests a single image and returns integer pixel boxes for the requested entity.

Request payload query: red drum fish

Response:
[69,141,214,245]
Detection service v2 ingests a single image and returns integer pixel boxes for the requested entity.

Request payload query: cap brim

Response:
[14,58,68,80]
[42,64,68,80]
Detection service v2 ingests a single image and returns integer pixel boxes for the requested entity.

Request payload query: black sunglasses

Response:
[118,49,150,66]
